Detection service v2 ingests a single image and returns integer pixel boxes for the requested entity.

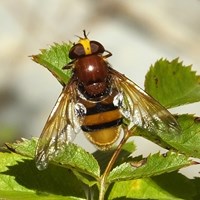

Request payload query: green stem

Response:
[98,126,135,200]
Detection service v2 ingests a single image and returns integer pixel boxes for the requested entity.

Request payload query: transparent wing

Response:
[110,68,180,134]
[35,81,80,170]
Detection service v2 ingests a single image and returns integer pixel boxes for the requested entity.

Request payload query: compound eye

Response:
[90,41,105,54]
[69,44,85,59]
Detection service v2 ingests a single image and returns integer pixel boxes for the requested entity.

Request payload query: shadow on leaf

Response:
[1,158,85,198]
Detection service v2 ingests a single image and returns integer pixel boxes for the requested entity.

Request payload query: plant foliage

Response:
[1,43,200,199]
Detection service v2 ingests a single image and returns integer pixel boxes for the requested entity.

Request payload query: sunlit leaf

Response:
[31,43,72,85]
[157,114,200,158]
[53,143,100,178]
[145,58,200,108]
[6,138,100,179]
[108,151,193,183]
[0,152,85,199]
[5,137,36,157]
[108,172,196,200]
[135,113,200,160]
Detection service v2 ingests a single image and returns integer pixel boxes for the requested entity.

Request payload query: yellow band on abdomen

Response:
[83,109,122,126]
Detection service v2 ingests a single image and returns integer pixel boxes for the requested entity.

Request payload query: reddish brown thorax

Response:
[69,35,111,98]
[74,55,109,97]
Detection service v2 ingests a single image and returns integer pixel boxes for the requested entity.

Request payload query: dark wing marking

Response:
[35,81,79,170]
[110,68,179,135]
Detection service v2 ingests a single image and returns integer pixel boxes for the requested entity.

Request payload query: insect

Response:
[35,31,179,170]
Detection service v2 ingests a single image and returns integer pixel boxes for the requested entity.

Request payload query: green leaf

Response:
[135,114,200,159]
[107,151,193,183]
[53,142,100,178]
[157,114,200,158]
[108,172,196,200]
[145,58,200,108]
[31,43,72,85]
[5,137,37,158]
[6,138,100,180]
[0,152,86,199]
[0,192,84,200]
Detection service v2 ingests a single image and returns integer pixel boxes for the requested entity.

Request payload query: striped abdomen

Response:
[78,92,123,150]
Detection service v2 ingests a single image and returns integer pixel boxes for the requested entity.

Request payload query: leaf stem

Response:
[98,126,135,200]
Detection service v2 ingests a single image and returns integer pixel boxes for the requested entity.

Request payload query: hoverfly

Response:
[35,31,179,170]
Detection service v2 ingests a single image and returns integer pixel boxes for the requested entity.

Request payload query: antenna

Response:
[83,30,89,38]
[75,30,90,40]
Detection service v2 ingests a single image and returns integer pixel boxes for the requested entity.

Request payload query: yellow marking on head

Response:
[78,38,92,55]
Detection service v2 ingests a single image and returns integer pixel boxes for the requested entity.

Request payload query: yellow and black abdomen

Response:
[79,95,123,150]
